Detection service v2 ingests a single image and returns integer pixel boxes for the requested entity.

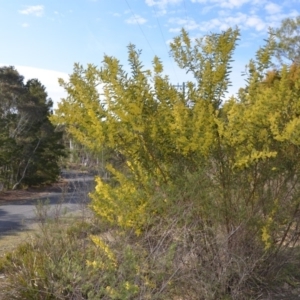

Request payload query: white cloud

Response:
[245,15,266,31]
[22,23,29,28]
[191,0,252,9]
[145,0,182,8]
[265,2,282,14]
[218,9,230,17]
[221,0,250,8]
[265,9,299,25]
[202,18,224,30]
[168,12,268,33]
[168,17,200,32]
[215,13,267,31]
[19,5,44,17]
[169,27,181,33]
[125,15,147,25]
[145,0,182,15]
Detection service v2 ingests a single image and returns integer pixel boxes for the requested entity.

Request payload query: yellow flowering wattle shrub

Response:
[52,27,300,256]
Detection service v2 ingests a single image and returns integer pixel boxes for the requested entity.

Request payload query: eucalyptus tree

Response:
[272,16,300,65]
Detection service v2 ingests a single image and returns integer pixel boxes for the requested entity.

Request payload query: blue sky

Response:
[0,0,299,107]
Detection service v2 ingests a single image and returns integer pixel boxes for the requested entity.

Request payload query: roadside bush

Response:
[0,210,191,299]
[1,173,300,299]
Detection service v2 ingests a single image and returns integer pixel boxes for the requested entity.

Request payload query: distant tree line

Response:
[0,66,65,190]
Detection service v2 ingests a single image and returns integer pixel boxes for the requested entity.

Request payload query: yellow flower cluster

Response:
[87,235,117,270]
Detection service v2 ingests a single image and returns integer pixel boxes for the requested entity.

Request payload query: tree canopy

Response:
[0,66,65,189]
[272,16,300,65]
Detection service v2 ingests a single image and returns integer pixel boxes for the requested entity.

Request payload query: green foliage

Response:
[0,67,65,189]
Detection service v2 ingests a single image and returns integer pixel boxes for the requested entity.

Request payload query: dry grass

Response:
[0,227,38,255]
[0,225,41,300]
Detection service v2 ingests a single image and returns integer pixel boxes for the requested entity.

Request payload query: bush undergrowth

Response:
[2,173,300,300]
